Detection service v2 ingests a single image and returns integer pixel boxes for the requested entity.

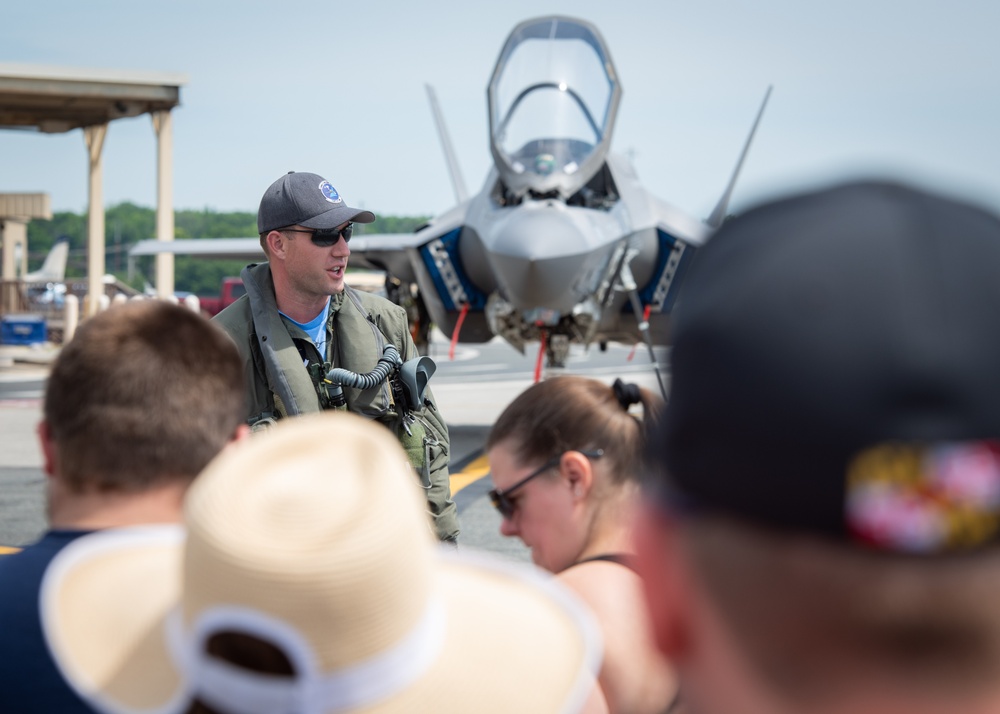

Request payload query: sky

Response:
[1,0,999,225]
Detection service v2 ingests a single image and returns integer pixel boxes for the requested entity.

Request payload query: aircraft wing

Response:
[127,233,443,294]
[349,207,468,282]
[129,234,434,276]
[129,238,265,261]
[647,195,712,247]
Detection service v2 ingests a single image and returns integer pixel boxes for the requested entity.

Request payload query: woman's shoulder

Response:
[558,555,678,714]
[557,554,642,618]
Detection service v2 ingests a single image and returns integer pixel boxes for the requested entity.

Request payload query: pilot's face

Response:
[282,224,351,296]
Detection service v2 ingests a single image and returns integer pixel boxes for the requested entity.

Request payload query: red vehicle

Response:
[197,277,245,316]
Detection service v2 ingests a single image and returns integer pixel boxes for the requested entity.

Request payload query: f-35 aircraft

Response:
[131,16,769,371]
[350,15,770,368]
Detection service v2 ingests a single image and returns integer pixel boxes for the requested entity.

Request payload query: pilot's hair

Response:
[486,375,662,486]
[677,516,1000,702]
[259,232,270,257]
[43,300,245,493]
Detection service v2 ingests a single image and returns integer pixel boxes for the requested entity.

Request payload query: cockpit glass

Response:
[490,19,616,178]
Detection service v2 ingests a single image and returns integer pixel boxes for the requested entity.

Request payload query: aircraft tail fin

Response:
[706,85,773,229]
[23,237,69,282]
[425,84,469,204]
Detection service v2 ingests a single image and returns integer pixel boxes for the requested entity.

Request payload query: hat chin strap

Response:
[166,599,447,714]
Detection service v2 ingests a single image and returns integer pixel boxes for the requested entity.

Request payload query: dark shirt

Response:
[0,529,95,712]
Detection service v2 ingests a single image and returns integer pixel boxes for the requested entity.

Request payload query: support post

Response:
[83,124,108,318]
[0,220,26,282]
[151,110,175,298]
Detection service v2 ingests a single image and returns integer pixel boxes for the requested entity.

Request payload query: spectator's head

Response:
[487,375,662,572]
[42,412,601,714]
[636,180,1000,713]
[40,300,245,495]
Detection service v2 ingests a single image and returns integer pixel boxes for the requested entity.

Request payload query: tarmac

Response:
[0,342,58,370]
[0,340,531,562]
[0,332,663,558]
[0,343,59,549]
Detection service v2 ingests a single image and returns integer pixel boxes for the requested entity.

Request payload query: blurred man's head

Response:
[40,300,245,495]
[637,181,1000,713]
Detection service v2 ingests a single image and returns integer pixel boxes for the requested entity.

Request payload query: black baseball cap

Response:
[257,171,376,234]
[656,180,1000,554]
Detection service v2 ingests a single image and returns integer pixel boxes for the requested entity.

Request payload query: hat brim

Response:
[42,526,600,714]
[299,205,375,230]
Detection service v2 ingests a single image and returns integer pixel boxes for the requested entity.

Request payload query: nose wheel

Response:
[546,333,570,369]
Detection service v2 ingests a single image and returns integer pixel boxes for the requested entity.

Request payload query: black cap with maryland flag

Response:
[656,180,1000,554]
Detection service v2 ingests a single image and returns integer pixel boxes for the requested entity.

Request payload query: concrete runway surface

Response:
[0,335,668,563]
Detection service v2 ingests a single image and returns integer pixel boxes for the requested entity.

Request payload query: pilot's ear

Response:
[266,229,288,259]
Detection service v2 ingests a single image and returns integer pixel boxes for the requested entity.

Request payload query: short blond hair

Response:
[680,516,1000,702]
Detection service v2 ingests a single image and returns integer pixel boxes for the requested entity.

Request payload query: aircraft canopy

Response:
[487,17,621,197]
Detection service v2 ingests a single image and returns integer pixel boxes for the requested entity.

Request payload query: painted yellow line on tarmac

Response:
[450,454,490,495]
[0,458,493,554]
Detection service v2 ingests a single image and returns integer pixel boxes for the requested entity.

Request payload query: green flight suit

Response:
[213,262,459,542]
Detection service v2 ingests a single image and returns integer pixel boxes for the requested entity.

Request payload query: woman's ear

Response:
[561,450,594,500]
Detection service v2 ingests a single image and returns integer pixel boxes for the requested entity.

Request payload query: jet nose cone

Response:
[487,207,599,313]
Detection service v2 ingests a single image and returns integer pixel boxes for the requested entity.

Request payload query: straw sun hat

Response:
[40,411,601,714]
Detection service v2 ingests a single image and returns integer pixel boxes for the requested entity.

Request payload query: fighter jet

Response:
[348,15,770,369]
[131,15,769,374]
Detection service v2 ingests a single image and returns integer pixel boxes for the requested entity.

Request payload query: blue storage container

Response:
[1,314,47,345]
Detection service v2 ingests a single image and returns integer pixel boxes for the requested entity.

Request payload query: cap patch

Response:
[846,441,1000,553]
[319,181,342,204]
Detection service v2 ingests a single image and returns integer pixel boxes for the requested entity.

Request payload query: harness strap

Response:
[569,553,638,574]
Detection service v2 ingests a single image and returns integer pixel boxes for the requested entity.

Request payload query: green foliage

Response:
[106,203,156,278]
[175,257,251,295]
[175,209,257,239]
[358,215,432,235]
[24,203,426,293]
[25,211,86,276]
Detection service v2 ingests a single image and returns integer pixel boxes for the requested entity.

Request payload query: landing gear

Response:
[547,334,570,368]
[533,332,569,383]
[386,276,431,356]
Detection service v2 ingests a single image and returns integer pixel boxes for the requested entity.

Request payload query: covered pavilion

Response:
[0,64,187,314]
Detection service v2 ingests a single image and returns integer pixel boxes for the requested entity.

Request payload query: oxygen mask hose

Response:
[325,344,402,407]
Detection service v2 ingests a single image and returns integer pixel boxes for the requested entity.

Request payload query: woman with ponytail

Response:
[487,376,678,714]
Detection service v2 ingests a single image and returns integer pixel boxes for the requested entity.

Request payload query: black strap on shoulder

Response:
[570,553,638,573]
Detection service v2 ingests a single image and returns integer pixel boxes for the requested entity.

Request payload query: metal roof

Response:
[0,63,187,133]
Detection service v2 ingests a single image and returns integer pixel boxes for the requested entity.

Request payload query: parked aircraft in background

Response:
[131,16,770,378]
[19,237,70,308]
[23,237,69,282]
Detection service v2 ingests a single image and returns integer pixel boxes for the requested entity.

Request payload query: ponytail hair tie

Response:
[612,378,642,410]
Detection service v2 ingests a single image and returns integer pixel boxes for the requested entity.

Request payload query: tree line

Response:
[25,203,429,296]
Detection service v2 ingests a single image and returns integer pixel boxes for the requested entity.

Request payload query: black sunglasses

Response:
[282,223,353,246]
[488,449,604,520]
